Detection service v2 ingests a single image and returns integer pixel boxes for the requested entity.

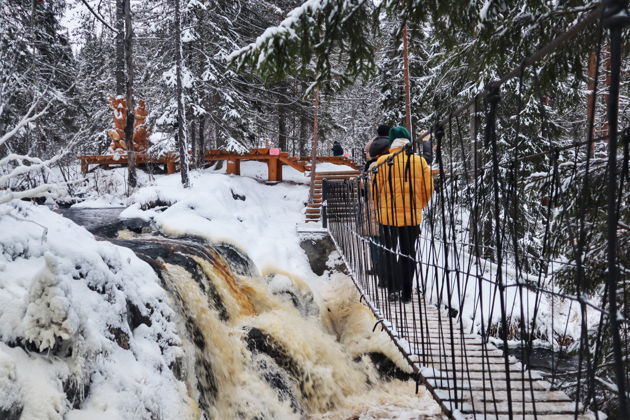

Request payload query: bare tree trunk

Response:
[278,83,288,151]
[175,0,189,187]
[115,0,125,95]
[586,51,597,151]
[299,111,309,157]
[213,122,219,149]
[297,82,310,157]
[123,0,136,189]
[190,121,197,169]
[402,24,413,140]
[198,116,205,165]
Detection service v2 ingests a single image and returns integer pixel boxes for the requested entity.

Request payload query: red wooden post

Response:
[166,159,176,174]
[267,157,282,182]
[227,159,240,175]
[81,159,88,174]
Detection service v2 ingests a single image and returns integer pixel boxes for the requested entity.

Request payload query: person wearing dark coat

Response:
[331,141,344,156]
[420,134,433,165]
[363,124,391,171]
[357,137,390,285]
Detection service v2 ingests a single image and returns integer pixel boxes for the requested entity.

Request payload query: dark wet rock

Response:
[245,328,304,389]
[363,352,413,381]
[122,218,152,233]
[0,404,23,420]
[170,357,184,382]
[264,273,319,318]
[299,235,337,276]
[140,199,173,211]
[112,238,230,321]
[108,327,130,349]
[231,189,246,201]
[127,300,153,330]
[55,198,83,208]
[279,289,300,308]
[254,357,302,415]
[63,376,90,409]
[196,357,218,409]
[90,221,125,237]
[216,243,256,277]
[7,336,73,358]
[186,317,206,351]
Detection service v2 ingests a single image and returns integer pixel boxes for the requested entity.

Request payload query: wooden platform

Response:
[383,292,596,419]
[78,153,178,174]
[78,148,360,182]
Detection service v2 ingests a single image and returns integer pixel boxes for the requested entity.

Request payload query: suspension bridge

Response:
[309,4,629,419]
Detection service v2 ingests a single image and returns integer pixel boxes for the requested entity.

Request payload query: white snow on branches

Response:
[23,253,80,352]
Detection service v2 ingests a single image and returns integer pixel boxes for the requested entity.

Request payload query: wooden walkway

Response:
[385,292,596,419]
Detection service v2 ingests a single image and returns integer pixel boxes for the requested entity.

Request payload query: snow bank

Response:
[0,201,191,419]
[121,169,320,289]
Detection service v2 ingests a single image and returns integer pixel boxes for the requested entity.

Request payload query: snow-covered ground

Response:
[73,161,355,293]
[70,160,353,208]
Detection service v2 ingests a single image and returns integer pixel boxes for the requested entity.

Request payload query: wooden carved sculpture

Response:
[106,97,151,153]
[107,96,128,152]
[133,100,149,153]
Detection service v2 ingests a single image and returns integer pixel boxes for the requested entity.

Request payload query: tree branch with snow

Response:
[228,0,377,90]
[0,98,83,205]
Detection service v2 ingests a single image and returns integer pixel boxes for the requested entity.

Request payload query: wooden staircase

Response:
[305,170,360,223]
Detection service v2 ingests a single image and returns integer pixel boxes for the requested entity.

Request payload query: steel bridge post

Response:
[321,179,328,229]
[603,1,630,418]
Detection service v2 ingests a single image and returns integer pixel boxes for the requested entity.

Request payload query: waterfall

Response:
[114,235,438,419]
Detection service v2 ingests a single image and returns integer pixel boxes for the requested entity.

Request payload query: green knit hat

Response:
[388,126,411,142]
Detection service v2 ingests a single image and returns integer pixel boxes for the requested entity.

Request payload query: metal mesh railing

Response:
[322,4,629,417]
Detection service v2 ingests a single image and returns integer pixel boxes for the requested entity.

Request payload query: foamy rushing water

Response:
[130,237,444,419]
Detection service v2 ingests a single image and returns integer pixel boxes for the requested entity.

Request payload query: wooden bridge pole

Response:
[165,159,176,174]
[267,157,282,182]
[226,159,240,176]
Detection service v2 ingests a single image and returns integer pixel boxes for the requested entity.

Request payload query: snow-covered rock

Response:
[0,201,189,419]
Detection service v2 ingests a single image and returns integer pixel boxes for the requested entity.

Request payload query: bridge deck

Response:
[379,290,596,419]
